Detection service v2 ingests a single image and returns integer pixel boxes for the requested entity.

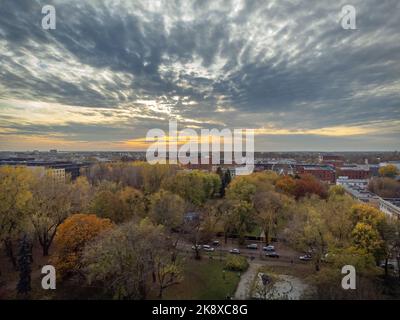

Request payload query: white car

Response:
[299,254,312,261]
[202,245,215,252]
[229,248,240,254]
[263,245,275,252]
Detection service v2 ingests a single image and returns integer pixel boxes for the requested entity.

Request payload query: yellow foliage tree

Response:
[53,214,114,277]
[378,164,399,178]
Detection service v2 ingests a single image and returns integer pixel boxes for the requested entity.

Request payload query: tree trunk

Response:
[195,248,201,260]
[158,286,163,299]
[384,258,389,277]
[3,238,17,269]
[315,259,320,272]
[397,256,400,281]
[264,228,270,245]
[42,244,49,256]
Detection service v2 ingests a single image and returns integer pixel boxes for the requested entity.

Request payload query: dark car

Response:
[246,244,258,250]
[266,251,280,258]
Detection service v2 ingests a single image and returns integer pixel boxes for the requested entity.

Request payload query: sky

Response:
[0,0,399,151]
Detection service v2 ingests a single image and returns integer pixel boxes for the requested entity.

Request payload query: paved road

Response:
[178,238,305,265]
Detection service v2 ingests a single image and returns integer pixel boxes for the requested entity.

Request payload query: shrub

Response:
[224,255,249,272]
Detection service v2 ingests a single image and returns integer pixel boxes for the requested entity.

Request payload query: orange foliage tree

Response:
[276,174,327,199]
[53,214,114,277]
[293,174,328,199]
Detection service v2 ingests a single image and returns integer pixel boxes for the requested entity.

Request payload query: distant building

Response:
[338,165,371,180]
[255,159,296,175]
[336,176,369,189]
[319,154,344,168]
[342,184,379,204]
[0,159,86,180]
[379,198,400,218]
[49,149,58,154]
[297,164,336,183]
[26,166,65,182]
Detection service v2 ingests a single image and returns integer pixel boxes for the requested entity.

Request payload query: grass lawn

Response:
[163,257,240,300]
[258,263,315,280]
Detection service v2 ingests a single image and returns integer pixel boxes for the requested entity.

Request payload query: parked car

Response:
[263,245,275,252]
[266,251,280,258]
[299,254,312,261]
[246,244,258,250]
[229,248,240,254]
[202,245,215,252]
[191,245,202,250]
[212,240,220,246]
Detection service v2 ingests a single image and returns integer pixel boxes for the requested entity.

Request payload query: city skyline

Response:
[1,0,399,151]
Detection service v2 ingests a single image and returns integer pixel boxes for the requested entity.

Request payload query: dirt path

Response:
[234,262,262,300]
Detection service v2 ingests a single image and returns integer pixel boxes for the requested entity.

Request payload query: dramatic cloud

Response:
[0,0,399,150]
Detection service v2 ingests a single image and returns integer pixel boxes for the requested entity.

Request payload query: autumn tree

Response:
[118,186,147,220]
[28,174,73,256]
[135,163,178,194]
[293,174,328,200]
[149,190,185,261]
[149,190,185,230]
[379,164,399,178]
[226,176,257,203]
[328,185,346,197]
[368,177,400,198]
[230,200,256,245]
[0,166,33,268]
[214,199,237,244]
[352,222,384,261]
[53,214,114,277]
[89,181,125,223]
[379,216,400,277]
[350,204,385,228]
[286,200,329,271]
[153,250,183,298]
[162,170,221,206]
[275,175,296,195]
[83,219,181,299]
[70,176,92,213]
[254,191,288,244]
[318,194,355,247]
[312,247,381,299]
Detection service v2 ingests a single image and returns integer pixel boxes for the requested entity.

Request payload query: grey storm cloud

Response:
[0,0,399,150]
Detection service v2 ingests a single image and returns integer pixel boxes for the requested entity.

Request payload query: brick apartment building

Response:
[337,165,371,180]
[296,164,336,183]
[319,154,344,168]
